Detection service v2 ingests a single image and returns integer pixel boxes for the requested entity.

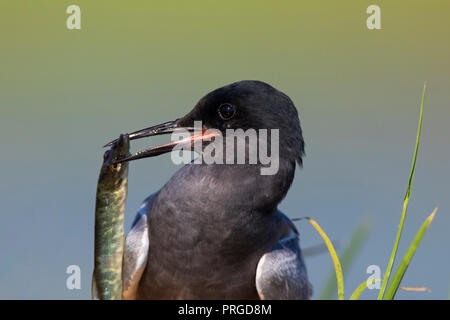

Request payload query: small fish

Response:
[93,134,129,300]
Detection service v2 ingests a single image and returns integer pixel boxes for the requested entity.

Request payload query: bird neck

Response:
[157,157,297,221]
[207,158,296,214]
[250,158,296,213]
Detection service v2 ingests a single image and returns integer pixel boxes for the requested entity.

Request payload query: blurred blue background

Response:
[0,1,449,299]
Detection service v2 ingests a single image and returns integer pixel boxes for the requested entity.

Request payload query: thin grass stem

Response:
[377,82,427,299]
[383,208,437,299]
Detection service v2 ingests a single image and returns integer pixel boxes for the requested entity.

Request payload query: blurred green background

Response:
[1,1,449,299]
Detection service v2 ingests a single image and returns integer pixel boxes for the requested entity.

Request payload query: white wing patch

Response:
[255,229,312,300]
[122,202,150,300]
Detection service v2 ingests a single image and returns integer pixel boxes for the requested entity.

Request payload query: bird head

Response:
[106,80,304,167]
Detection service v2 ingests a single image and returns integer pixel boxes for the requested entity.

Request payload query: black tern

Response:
[112,80,312,299]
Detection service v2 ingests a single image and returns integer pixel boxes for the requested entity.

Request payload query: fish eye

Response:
[218,103,236,120]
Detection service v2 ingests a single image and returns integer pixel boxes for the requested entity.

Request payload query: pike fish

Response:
[93,134,130,300]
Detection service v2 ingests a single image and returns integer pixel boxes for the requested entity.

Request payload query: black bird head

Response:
[106,80,304,166]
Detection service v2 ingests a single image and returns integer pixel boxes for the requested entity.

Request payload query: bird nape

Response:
[105,80,311,300]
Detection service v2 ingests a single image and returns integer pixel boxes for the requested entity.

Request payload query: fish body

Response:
[93,134,129,300]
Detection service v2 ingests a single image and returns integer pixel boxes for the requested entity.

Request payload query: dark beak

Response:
[104,119,219,163]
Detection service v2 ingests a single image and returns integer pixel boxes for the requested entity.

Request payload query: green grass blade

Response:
[377,82,426,299]
[320,218,372,300]
[294,217,345,300]
[349,279,381,300]
[383,207,437,300]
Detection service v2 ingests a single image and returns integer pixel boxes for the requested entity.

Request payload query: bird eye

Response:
[218,103,236,120]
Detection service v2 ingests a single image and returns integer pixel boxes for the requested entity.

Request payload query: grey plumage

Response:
[119,80,311,299]
[256,215,312,299]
